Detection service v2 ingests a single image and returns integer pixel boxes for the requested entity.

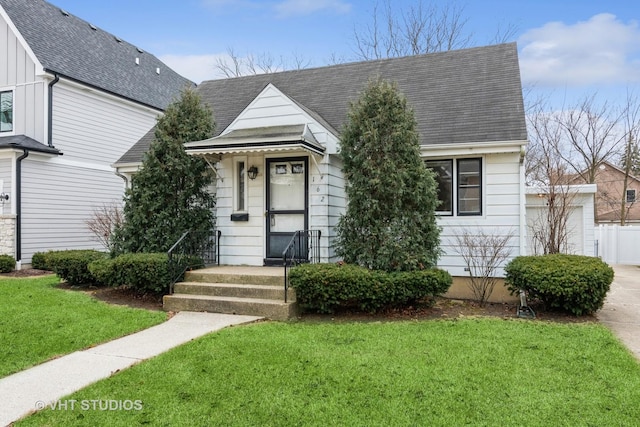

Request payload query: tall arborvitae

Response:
[115,88,216,254]
[335,78,441,271]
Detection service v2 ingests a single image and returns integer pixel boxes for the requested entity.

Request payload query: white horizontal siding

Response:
[216,154,264,266]
[435,152,522,277]
[326,156,345,261]
[20,157,126,262]
[52,83,158,164]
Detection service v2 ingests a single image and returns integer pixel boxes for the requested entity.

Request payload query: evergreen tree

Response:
[335,78,441,271]
[115,88,216,254]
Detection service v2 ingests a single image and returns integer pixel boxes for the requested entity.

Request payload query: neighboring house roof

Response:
[568,161,640,185]
[117,42,527,165]
[0,0,192,110]
[0,135,61,155]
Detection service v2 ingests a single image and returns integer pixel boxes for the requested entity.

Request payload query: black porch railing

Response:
[282,230,321,303]
[168,228,221,294]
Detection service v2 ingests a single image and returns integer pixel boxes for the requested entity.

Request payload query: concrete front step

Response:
[184,268,283,287]
[174,282,295,302]
[163,294,296,321]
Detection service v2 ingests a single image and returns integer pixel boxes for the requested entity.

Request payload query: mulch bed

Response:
[1,269,594,322]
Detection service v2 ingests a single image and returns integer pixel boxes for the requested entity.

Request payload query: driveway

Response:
[597,264,640,359]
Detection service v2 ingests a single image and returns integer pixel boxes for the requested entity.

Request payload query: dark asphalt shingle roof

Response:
[117,43,527,165]
[0,135,61,155]
[0,0,192,110]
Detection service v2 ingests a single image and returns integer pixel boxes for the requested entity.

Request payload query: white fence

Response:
[595,225,640,265]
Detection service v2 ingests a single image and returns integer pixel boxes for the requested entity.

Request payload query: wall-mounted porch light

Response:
[247,166,258,180]
[0,193,8,201]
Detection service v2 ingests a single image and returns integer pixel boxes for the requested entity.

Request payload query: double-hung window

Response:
[426,158,482,216]
[627,189,637,203]
[0,90,13,133]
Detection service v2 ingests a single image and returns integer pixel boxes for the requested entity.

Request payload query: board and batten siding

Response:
[436,152,523,277]
[0,12,46,142]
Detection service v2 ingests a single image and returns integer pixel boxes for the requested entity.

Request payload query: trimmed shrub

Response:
[505,254,614,316]
[289,263,452,314]
[31,252,50,270]
[0,254,15,273]
[89,253,178,294]
[45,250,107,285]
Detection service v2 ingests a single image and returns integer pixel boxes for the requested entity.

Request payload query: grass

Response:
[0,275,166,378]
[20,319,640,426]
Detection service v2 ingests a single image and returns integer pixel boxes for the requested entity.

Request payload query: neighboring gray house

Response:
[0,0,191,266]
[115,43,529,279]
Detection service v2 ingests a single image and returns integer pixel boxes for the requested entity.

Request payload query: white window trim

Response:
[232,156,248,213]
[0,87,15,135]
[627,188,637,203]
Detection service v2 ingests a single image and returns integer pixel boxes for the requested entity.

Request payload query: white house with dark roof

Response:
[116,43,529,283]
[0,0,191,265]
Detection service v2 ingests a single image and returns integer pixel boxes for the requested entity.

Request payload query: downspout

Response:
[47,73,60,147]
[16,149,29,267]
[115,170,129,187]
[519,147,527,256]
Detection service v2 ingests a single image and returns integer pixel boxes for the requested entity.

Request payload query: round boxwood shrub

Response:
[0,254,15,273]
[45,250,107,285]
[504,254,614,316]
[89,252,181,294]
[289,263,452,314]
[31,251,50,270]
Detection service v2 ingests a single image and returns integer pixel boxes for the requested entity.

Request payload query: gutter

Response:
[47,73,60,147]
[16,148,29,266]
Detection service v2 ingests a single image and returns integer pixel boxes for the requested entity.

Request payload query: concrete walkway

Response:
[0,311,261,426]
[597,264,640,360]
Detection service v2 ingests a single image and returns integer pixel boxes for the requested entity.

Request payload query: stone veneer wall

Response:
[0,215,16,257]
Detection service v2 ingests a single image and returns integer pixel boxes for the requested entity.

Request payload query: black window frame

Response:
[456,158,482,216]
[425,157,483,217]
[0,90,13,133]
[425,159,453,215]
[627,189,636,203]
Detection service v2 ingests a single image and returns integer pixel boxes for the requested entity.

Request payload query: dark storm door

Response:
[265,157,308,263]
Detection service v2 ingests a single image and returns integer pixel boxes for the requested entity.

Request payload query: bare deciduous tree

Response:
[352,0,472,60]
[618,92,640,225]
[86,202,124,252]
[526,99,578,254]
[453,228,514,305]
[214,47,311,78]
[555,94,626,185]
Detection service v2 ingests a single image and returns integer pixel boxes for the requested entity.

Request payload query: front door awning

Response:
[184,124,325,157]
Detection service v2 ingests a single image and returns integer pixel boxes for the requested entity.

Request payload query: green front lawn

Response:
[0,276,166,378]
[20,319,640,426]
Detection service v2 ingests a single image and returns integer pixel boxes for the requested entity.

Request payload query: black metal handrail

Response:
[282,230,321,302]
[168,228,221,294]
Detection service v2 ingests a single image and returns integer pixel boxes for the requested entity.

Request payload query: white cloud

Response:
[159,54,229,84]
[274,0,351,18]
[519,13,640,87]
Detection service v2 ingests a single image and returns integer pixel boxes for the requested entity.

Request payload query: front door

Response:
[265,157,308,264]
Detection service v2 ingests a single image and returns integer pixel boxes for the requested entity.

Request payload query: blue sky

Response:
[49,0,639,108]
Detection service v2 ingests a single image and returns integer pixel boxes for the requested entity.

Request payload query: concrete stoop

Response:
[163,268,297,321]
